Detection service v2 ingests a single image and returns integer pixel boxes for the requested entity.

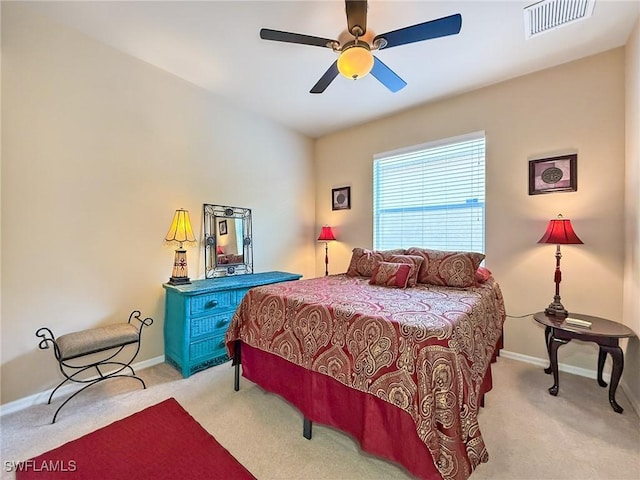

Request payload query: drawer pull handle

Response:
[206,300,218,308]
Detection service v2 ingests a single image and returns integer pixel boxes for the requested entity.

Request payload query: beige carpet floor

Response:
[1,356,639,479]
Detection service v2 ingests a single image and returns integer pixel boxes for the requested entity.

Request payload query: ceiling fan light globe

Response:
[337,46,374,80]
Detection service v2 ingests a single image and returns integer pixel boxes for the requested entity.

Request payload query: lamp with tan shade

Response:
[165,209,196,285]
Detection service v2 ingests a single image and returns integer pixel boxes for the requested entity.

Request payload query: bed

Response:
[225,248,505,480]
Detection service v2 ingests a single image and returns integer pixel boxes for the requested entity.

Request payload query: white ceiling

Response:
[24,1,639,138]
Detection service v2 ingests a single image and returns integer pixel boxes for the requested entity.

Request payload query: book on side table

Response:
[565,317,592,328]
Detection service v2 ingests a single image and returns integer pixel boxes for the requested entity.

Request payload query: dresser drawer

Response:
[235,288,251,304]
[189,334,227,361]
[191,312,232,338]
[190,291,233,317]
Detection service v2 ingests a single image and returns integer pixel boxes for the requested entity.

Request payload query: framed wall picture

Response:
[332,186,351,210]
[218,219,228,235]
[528,154,577,195]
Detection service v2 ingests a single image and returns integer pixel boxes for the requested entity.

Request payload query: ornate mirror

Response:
[203,204,253,277]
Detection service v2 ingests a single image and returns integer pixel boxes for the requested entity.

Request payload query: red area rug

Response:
[16,398,256,479]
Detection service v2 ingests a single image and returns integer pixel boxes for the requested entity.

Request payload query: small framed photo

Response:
[218,219,228,235]
[529,154,577,195]
[332,186,351,210]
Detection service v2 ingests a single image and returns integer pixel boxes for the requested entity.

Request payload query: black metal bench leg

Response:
[51,375,145,424]
[303,417,312,439]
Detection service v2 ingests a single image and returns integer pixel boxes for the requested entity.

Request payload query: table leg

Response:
[600,345,624,414]
[548,336,569,396]
[544,326,553,375]
[597,348,608,388]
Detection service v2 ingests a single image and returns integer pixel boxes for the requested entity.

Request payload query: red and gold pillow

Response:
[476,266,492,284]
[383,254,424,287]
[346,248,406,277]
[406,247,486,288]
[369,262,412,288]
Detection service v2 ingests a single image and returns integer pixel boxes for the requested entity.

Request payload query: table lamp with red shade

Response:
[538,214,583,318]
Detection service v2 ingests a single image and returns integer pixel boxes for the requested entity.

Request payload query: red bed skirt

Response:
[239,337,502,480]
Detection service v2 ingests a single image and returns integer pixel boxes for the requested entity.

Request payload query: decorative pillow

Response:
[383,254,424,287]
[369,262,412,288]
[346,248,381,277]
[346,248,406,277]
[406,247,486,288]
[476,266,492,284]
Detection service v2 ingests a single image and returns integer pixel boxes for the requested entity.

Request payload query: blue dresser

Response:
[163,271,302,377]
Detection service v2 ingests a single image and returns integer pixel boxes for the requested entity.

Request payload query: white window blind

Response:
[373,132,486,253]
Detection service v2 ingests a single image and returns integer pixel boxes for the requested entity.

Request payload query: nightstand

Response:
[534,311,636,413]
[163,271,301,377]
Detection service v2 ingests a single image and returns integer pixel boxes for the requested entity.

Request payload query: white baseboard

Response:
[500,349,611,381]
[620,379,640,417]
[4,352,639,418]
[500,349,640,416]
[0,355,165,417]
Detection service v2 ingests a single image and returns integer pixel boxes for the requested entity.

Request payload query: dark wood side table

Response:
[533,312,636,413]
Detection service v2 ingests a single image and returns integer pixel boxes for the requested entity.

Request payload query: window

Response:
[373,132,486,253]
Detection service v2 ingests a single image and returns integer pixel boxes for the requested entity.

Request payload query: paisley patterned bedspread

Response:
[226,274,506,480]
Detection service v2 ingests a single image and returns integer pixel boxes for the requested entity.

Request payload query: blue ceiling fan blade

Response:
[310,61,340,94]
[371,56,407,93]
[374,13,462,50]
[260,29,336,48]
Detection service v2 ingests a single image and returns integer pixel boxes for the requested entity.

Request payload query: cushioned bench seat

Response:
[56,323,140,361]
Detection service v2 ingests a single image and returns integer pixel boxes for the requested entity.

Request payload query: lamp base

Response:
[169,249,191,285]
[545,301,568,318]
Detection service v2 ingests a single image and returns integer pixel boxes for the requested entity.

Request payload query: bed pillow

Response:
[476,266,492,284]
[369,262,412,288]
[346,248,382,277]
[383,254,424,287]
[406,247,486,288]
[346,248,406,277]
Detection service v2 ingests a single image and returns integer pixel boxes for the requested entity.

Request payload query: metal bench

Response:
[35,310,153,423]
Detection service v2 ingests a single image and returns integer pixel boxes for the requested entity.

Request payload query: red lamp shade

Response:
[317,226,336,241]
[538,216,583,245]
[216,246,224,255]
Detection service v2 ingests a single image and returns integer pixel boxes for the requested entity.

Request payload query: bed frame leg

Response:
[303,417,312,440]
[233,341,241,392]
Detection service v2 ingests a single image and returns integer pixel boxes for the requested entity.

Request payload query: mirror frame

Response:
[203,204,253,277]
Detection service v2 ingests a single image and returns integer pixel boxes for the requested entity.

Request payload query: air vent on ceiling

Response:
[524,0,596,38]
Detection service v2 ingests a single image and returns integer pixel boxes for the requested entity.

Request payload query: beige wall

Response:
[1,4,315,404]
[315,49,627,375]
[623,19,640,408]
[1,3,636,410]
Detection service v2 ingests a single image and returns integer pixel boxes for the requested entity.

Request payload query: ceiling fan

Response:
[259,0,462,94]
